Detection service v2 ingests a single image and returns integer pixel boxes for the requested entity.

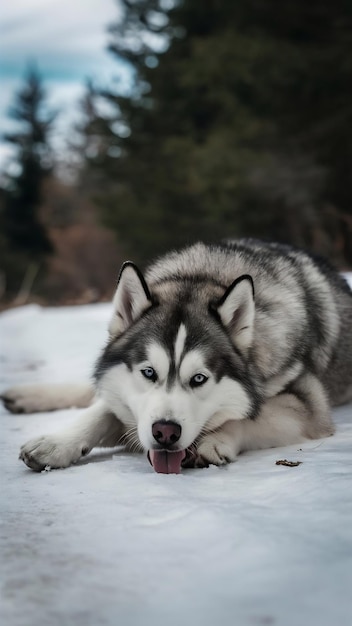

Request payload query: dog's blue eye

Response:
[190,373,208,388]
[141,367,157,382]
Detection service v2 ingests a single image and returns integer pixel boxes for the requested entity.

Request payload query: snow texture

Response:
[1,286,352,626]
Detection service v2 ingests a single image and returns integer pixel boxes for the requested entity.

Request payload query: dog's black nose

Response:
[152,420,181,448]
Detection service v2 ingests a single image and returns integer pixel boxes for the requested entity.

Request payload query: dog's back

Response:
[147,239,352,407]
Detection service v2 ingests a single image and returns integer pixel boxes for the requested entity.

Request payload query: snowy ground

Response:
[1,294,352,626]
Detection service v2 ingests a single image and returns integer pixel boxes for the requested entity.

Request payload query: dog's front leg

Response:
[189,382,334,468]
[19,400,125,471]
[187,420,244,468]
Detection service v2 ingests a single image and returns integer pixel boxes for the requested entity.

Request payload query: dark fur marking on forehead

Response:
[151,274,228,290]
[166,362,177,390]
[94,328,150,380]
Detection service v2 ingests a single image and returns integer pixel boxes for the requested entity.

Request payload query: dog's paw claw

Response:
[19,449,46,472]
[19,436,87,471]
[195,434,237,467]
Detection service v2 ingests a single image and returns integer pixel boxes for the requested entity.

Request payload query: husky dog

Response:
[3,240,352,473]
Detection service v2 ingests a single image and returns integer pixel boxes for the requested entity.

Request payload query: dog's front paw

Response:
[194,431,238,468]
[19,436,89,471]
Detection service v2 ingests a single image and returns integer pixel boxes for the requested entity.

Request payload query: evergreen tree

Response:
[81,0,352,265]
[1,67,55,260]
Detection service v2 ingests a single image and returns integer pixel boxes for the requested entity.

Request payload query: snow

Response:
[1,290,352,626]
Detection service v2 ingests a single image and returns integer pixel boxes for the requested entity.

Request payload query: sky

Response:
[0,0,131,171]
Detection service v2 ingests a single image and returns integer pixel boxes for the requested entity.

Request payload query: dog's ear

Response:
[109,262,152,336]
[216,275,255,353]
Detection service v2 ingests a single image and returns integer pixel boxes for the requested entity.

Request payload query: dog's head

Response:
[95,262,259,463]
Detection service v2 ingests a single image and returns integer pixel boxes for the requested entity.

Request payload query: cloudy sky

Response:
[0,0,130,169]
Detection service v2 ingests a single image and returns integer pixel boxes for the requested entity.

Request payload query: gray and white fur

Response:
[3,239,352,471]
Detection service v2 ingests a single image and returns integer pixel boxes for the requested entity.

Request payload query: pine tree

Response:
[2,66,55,259]
[80,0,352,265]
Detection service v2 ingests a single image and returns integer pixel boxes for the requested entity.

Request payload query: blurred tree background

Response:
[1,0,352,306]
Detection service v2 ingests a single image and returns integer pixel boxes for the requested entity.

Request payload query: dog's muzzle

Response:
[148,419,185,474]
[152,419,181,449]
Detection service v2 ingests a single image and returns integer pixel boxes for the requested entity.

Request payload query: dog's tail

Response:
[1,383,94,414]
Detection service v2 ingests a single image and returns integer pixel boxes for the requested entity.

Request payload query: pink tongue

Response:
[148,449,186,474]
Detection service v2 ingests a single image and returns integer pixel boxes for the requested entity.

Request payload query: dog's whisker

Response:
[120,427,143,453]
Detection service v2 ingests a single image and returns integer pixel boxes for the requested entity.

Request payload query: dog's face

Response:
[95,263,259,453]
